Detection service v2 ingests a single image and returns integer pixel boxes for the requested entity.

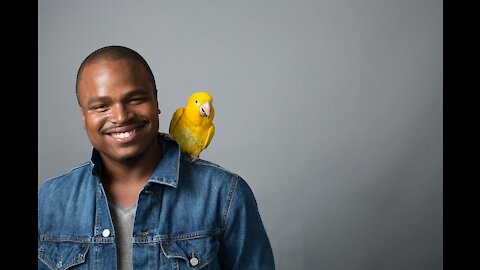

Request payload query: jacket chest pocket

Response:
[161,235,220,269]
[38,240,89,270]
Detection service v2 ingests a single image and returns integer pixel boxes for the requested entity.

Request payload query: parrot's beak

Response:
[199,101,211,118]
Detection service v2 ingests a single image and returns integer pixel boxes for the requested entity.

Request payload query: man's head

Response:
[76,45,161,165]
[76,46,157,104]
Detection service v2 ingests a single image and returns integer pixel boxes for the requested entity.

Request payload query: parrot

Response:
[168,91,215,161]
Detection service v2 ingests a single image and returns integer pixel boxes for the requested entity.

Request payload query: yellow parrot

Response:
[169,92,215,161]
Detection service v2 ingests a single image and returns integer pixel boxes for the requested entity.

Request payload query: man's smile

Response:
[104,124,146,143]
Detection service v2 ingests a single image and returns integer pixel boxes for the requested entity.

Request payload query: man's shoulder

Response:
[178,156,258,201]
[181,157,260,207]
[38,162,92,198]
[180,155,239,179]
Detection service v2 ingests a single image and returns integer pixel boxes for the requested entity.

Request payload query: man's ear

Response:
[80,107,86,130]
[156,100,161,114]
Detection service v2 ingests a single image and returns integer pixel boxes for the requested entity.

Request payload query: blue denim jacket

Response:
[38,133,275,269]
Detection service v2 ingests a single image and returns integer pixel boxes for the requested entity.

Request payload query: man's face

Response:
[77,58,159,164]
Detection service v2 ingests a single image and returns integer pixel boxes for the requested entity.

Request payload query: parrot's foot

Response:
[189,154,200,162]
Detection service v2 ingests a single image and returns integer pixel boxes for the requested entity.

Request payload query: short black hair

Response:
[75,45,157,105]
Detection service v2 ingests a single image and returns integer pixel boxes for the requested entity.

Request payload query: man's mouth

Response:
[105,124,145,143]
[111,129,136,140]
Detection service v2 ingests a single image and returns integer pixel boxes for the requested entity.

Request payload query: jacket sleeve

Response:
[218,175,275,269]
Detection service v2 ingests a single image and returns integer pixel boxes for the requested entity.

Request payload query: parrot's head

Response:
[186,91,214,120]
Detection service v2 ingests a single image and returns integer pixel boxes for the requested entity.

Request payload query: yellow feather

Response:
[169,108,184,134]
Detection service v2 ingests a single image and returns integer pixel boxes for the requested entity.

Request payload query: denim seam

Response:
[39,162,92,203]
[38,242,89,269]
[221,175,238,231]
[181,157,238,178]
[163,230,222,241]
[42,162,90,184]
[40,235,115,244]
[161,240,220,269]
[133,229,222,244]
[168,246,219,269]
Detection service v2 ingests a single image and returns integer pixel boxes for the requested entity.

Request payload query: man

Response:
[38,45,275,269]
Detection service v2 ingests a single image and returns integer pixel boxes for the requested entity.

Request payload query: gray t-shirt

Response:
[108,197,137,270]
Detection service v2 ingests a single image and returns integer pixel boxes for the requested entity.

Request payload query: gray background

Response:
[38,0,442,269]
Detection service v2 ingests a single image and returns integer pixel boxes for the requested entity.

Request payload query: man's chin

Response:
[117,153,142,165]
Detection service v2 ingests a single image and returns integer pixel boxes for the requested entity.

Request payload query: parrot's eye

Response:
[195,100,198,104]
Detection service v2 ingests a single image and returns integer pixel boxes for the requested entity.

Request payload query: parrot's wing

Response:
[169,108,184,134]
[203,124,215,150]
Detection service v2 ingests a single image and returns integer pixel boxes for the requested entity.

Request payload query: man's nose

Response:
[110,103,133,123]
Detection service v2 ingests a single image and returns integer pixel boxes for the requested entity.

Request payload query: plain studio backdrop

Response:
[38,1,442,269]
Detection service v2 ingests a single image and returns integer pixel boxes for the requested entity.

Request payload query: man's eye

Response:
[130,98,145,104]
[93,105,108,111]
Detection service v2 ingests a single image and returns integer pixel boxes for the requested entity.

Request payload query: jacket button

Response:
[190,257,199,266]
[102,229,110,237]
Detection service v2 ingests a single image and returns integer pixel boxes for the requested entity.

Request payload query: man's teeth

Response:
[111,130,135,139]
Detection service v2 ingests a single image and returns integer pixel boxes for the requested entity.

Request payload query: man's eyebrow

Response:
[86,89,150,106]
[87,96,109,106]
[124,89,150,98]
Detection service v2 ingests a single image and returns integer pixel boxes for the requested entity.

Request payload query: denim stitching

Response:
[41,162,90,184]
[134,229,222,244]
[181,157,238,178]
[37,242,89,269]
[221,175,238,230]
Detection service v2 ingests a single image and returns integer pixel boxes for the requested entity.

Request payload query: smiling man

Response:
[38,45,275,270]
[76,51,162,208]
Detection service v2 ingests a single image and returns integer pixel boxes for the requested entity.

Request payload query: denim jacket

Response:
[38,133,275,269]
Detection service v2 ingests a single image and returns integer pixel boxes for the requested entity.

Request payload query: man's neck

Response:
[100,143,162,208]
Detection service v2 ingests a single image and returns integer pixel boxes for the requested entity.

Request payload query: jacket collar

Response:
[90,132,181,188]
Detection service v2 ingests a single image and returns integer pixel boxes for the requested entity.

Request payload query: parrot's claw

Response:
[190,154,200,162]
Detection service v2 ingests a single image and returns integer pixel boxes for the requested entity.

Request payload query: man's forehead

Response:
[83,57,140,71]
[77,57,156,103]
[80,58,150,84]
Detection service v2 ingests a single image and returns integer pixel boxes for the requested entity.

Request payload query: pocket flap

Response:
[161,235,219,269]
[38,241,89,270]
